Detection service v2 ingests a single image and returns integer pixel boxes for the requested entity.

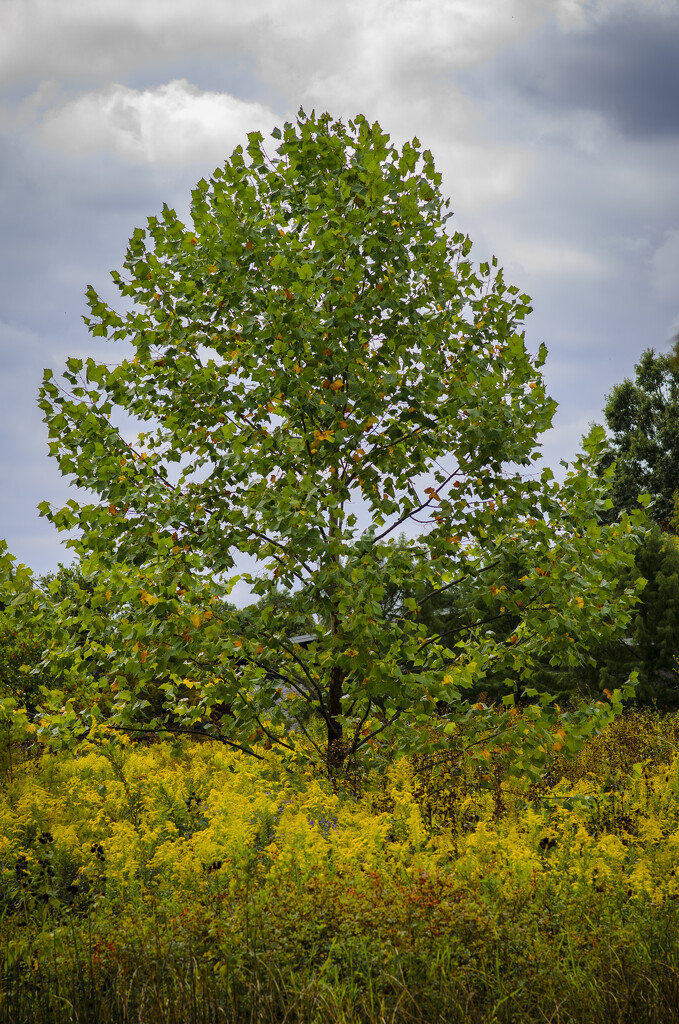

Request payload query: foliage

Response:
[590,527,679,708]
[4,717,679,1022]
[0,552,93,726]
[591,343,679,702]
[598,345,679,530]
[37,111,644,771]
[0,610,46,714]
[0,543,42,779]
[424,527,679,710]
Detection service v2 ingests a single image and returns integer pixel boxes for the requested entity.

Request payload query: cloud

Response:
[502,239,608,279]
[477,0,679,140]
[27,78,531,209]
[36,80,278,163]
[7,0,593,204]
[651,229,679,301]
[1,0,580,87]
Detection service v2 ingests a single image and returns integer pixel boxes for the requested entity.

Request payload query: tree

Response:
[0,544,52,715]
[37,111,643,774]
[0,556,92,717]
[598,346,679,530]
[624,528,679,706]
[588,343,679,704]
[544,527,679,710]
[0,543,54,771]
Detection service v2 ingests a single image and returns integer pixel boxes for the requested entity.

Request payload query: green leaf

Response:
[34,109,639,771]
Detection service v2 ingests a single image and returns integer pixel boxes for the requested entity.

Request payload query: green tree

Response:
[598,346,679,530]
[0,543,52,772]
[555,528,679,709]
[0,610,46,713]
[589,343,679,704]
[628,528,679,706]
[37,112,643,773]
[0,545,53,715]
[0,557,94,717]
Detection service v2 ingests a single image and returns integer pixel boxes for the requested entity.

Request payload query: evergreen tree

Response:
[598,346,679,530]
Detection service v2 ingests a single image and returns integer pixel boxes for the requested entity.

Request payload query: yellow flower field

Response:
[2,712,679,1023]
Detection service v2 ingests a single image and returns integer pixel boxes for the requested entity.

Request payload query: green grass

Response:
[3,710,679,1023]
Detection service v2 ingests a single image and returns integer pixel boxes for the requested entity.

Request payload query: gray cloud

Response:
[466,2,679,139]
[651,229,679,299]
[1,0,558,87]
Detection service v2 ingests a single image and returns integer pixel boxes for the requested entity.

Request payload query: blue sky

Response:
[1,0,678,579]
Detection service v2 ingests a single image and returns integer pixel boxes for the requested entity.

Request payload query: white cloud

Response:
[499,239,608,279]
[37,80,278,163]
[6,0,588,200]
[651,229,679,300]
[1,0,581,86]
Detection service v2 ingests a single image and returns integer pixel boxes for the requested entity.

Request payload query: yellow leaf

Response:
[183,678,196,689]
[330,379,343,391]
[190,611,202,628]
[574,596,584,608]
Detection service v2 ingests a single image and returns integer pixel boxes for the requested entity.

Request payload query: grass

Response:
[2,709,679,1022]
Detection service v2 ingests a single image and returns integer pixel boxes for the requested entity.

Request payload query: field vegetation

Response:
[3,710,679,1023]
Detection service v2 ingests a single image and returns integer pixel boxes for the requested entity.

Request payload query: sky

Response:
[1,0,678,580]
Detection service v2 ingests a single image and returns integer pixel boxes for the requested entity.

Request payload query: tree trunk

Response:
[326,500,346,772]
[326,662,345,772]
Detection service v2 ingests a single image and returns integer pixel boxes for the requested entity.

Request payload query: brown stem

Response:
[326,627,345,772]
[325,481,346,773]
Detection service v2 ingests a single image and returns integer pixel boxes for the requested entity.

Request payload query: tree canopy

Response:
[598,345,679,531]
[35,111,643,773]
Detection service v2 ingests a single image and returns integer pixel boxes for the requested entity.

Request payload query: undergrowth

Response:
[2,710,679,1023]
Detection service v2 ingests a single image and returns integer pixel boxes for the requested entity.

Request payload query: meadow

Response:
[3,711,679,1024]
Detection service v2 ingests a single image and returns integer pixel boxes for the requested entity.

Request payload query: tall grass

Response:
[3,710,679,1023]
